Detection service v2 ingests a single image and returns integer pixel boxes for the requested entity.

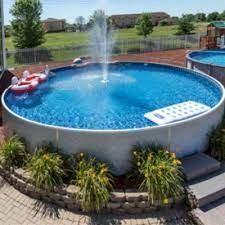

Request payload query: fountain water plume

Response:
[90,10,114,83]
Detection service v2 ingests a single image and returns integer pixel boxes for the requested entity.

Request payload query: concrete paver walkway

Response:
[0,177,194,225]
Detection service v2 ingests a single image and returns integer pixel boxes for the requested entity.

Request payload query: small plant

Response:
[28,148,64,192]
[0,135,28,168]
[74,153,112,212]
[131,144,184,204]
[209,119,225,160]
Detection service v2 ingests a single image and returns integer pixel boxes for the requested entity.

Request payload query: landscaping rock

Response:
[55,199,66,208]
[42,196,52,203]
[140,192,149,201]
[61,195,74,204]
[125,190,141,202]
[22,171,31,182]
[49,192,62,201]
[66,202,77,210]
[66,185,79,197]
[28,191,40,200]
[110,191,125,202]
[54,185,67,195]
[137,201,150,208]
[144,206,157,212]
[16,179,26,189]
[122,202,136,209]
[126,207,143,214]
[14,168,25,179]
[9,174,17,185]
[107,202,121,209]
[26,183,35,192]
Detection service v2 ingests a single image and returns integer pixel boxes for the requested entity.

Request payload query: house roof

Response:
[110,12,170,18]
[43,18,65,22]
[209,21,225,29]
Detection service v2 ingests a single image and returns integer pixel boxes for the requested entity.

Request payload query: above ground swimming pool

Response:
[2,62,225,174]
[188,51,225,66]
[187,51,225,85]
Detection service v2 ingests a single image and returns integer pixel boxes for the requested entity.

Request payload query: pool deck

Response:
[11,48,193,78]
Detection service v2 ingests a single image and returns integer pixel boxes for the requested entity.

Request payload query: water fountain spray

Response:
[90,10,114,83]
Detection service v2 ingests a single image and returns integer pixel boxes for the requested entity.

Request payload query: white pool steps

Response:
[144,101,211,125]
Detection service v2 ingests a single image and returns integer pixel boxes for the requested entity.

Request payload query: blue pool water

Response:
[4,63,222,130]
[190,51,225,66]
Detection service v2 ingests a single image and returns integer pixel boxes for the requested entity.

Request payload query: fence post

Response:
[184,35,188,49]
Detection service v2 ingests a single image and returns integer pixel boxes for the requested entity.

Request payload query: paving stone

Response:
[182,153,221,181]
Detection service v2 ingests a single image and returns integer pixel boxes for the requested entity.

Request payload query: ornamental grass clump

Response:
[0,135,28,168]
[74,153,112,213]
[209,118,225,161]
[131,144,184,205]
[28,149,64,192]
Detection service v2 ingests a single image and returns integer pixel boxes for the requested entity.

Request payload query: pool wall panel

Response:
[2,97,224,175]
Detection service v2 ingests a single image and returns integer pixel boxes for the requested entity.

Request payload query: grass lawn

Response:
[5,23,207,50]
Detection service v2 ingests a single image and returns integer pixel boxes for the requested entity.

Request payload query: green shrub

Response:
[28,149,64,192]
[209,119,225,160]
[74,153,112,212]
[0,135,28,168]
[131,144,184,204]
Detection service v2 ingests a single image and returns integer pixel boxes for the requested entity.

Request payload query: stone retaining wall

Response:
[0,165,185,214]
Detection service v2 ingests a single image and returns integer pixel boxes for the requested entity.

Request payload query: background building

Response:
[43,18,66,33]
[109,12,170,29]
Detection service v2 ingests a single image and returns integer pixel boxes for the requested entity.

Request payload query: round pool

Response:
[188,51,225,66]
[2,62,225,175]
[187,51,225,85]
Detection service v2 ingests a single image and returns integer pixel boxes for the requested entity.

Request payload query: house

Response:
[109,12,170,29]
[42,18,66,33]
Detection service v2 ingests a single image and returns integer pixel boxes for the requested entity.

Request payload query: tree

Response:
[75,16,86,32]
[136,14,154,38]
[195,13,206,22]
[10,0,45,49]
[176,17,195,35]
[182,14,195,22]
[220,11,225,20]
[4,25,12,37]
[207,12,221,22]
[88,10,112,32]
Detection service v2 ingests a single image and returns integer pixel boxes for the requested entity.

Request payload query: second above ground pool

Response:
[187,51,225,67]
[187,51,225,85]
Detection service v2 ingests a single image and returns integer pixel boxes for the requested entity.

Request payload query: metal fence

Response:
[2,34,200,68]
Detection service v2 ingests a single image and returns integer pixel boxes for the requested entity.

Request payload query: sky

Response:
[3,0,225,25]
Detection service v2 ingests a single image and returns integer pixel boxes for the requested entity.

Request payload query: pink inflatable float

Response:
[10,71,48,95]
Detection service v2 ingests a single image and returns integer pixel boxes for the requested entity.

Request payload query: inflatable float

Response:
[10,70,48,95]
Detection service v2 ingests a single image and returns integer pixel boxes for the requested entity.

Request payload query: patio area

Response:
[10,49,191,78]
[0,176,193,225]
